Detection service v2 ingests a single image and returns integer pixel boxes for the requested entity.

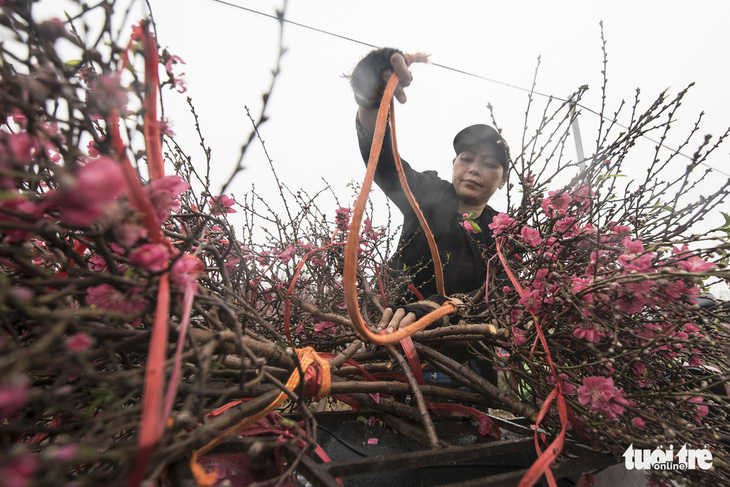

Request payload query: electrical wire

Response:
[205,0,730,178]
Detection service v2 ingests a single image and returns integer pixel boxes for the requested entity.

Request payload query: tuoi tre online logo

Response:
[623,444,713,471]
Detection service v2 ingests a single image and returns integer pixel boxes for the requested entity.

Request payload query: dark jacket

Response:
[356,117,498,299]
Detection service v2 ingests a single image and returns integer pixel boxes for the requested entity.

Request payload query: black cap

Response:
[453,124,511,171]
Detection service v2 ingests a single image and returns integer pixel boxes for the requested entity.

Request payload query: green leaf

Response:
[64,59,83,69]
[468,219,482,233]
[717,212,730,236]
[279,417,297,428]
[356,415,368,425]
[87,388,115,415]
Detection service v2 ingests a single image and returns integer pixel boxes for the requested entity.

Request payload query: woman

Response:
[351,48,512,334]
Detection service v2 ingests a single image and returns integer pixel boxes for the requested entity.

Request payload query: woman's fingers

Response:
[378,308,419,334]
[379,52,412,104]
[397,312,417,330]
[389,52,412,86]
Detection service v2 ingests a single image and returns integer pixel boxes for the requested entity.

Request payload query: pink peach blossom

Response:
[459,219,477,233]
[66,332,94,352]
[209,194,237,215]
[487,212,515,235]
[520,226,542,247]
[145,175,190,223]
[335,207,352,232]
[51,156,124,226]
[86,284,147,316]
[171,254,204,292]
[0,375,29,418]
[577,376,631,419]
[129,243,171,272]
[573,322,606,343]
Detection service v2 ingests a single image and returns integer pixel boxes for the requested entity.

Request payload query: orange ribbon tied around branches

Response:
[343,52,459,345]
[190,346,331,486]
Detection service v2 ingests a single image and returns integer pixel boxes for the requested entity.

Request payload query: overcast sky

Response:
[141,0,730,213]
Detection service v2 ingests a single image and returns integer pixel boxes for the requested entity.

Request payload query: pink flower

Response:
[518,287,542,315]
[145,175,190,223]
[487,212,515,235]
[570,275,594,304]
[209,194,237,215]
[50,156,124,226]
[573,322,606,343]
[313,321,336,336]
[171,254,204,292]
[477,414,497,436]
[159,117,175,137]
[363,218,384,239]
[116,220,147,247]
[65,332,94,352]
[688,351,702,367]
[615,280,652,314]
[632,362,646,378]
[459,219,477,233]
[86,72,129,116]
[690,396,709,424]
[556,217,582,238]
[129,243,171,272]
[256,250,270,266]
[621,236,645,254]
[164,54,187,93]
[577,376,631,419]
[632,417,645,428]
[661,279,699,301]
[335,207,352,232]
[86,284,147,316]
[367,416,382,426]
[617,253,654,273]
[50,445,78,462]
[676,255,717,273]
[609,222,631,235]
[0,195,47,242]
[2,132,39,165]
[541,190,572,217]
[88,254,108,271]
[0,375,29,418]
[546,373,576,395]
[367,438,378,445]
[683,322,700,335]
[278,245,297,264]
[571,182,593,209]
[519,226,542,247]
[512,327,527,346]
[0,451,37,487]
[164,54,186,74]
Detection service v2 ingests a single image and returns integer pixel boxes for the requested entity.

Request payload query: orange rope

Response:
[190,347,331,487]
[343,54,457,345]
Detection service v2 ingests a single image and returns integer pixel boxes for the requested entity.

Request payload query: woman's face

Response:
[451,143,506,208]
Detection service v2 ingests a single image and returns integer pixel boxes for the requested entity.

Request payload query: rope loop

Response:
[343,52,456,345]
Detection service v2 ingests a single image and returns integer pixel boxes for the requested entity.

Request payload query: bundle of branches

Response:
[1,2,729,487]
[0,2,525,485]
[474,33,730,485]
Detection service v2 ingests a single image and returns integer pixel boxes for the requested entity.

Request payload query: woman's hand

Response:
[351,48,415,131]
[374,296,463,335]
[375,306,418,335]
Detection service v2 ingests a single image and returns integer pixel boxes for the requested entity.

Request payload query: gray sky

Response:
[145,0,729,212]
